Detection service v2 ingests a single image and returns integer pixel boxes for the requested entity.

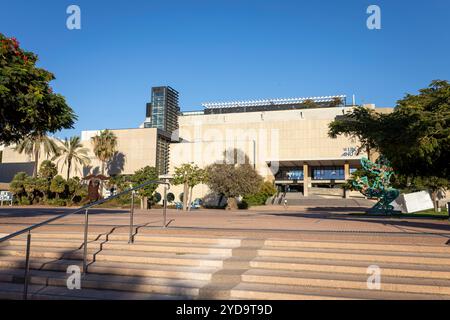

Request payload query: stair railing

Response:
[0,179,170,300]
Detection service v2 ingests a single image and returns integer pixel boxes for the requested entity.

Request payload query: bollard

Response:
[447,202,450,221]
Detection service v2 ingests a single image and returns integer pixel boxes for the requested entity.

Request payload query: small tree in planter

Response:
[172,163,206,211]
[131,166,158,209]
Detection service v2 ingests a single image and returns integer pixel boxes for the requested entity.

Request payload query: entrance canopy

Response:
[266,158,362,168]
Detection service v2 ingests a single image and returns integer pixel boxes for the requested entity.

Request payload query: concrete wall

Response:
[80,128,158,176]
[161,106,371,202]
[0,128,159,182]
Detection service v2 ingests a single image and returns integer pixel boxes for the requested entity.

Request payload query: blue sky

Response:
[1,0,449,138]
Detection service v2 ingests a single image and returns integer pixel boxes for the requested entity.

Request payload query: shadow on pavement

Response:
[0,207,129,218]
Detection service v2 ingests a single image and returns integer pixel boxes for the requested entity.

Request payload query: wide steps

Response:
[230,282,450,300]
[3,230,450,300]
[0,282,186,300]
[0,256,218,281]
[0,244,228,267]
[250,256,450,280]
[241,268,450,296]
[1,232,242,246]
[258,246,450,266]
[265,239,450,254]
[0,268,206,298]
[2,236,238,255]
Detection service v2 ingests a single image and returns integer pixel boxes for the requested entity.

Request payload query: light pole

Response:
[159,174,172,228]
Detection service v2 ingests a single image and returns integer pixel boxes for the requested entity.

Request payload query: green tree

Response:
[91,129,118,196]
[328,107,379,160]
[172,163,206,211]
[50,175,66,199]
[243,180,277,207]
[67,177,87,204]
[35,177,50,202]
[37,160,58,201]
[330,80,450,180]
[375,80,450,180]
[131,166,158,209]
[9,172,28,202]
[39,160,58,181]
[107,174,133,204]
[329,80,450,209]
[54,136,91,179]
[206,162,263,210]
[14,135,60,177]
[0,34,75,144]
[91,130,117,176]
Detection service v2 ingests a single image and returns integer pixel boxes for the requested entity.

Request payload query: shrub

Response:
[50,175,66,199]
[167,192,175,203]
[153,192,162,203]
[46,198,66,207]
[237,201,249,210]
[39,160,58,181]
[10,172,28,200]
[243,181,277,207]
[19,196,31,205]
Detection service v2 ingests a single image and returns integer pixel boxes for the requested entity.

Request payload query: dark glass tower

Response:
[144,86,180,175]
[145,86,180,133]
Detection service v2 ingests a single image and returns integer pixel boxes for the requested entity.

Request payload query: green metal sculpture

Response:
[352,156,400,214]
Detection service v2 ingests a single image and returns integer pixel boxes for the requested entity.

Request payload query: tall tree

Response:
[0,33,75,144]
[328,107,380,160]
[330,80,450,180]
[14,135,60,177]
[91,129,117,176]
[328,80,450,208]
[54,136,91,179]
[374,80,450,180]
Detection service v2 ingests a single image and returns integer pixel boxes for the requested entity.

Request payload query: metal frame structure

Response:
[202,95,347,109]
[0,179,170,300]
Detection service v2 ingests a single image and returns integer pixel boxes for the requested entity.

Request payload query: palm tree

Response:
[53,136,91,179]
[14,134,60,177]
[91,129,117,176]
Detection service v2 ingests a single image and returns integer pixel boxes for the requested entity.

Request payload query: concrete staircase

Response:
[1,230,450,300]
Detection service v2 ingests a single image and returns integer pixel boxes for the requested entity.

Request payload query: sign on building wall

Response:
[342,147,358,157]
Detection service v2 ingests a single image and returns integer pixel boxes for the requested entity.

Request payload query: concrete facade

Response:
[0,96,395,201]
[163,106,373,201]
[0,128,159,184]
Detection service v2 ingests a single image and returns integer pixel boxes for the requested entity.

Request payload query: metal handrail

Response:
[0,179,170,300]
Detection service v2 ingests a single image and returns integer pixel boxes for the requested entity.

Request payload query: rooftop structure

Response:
[201,95,347,114]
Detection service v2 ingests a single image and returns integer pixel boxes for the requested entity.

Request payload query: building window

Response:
[275,169,304,180]
[312,166,345,180]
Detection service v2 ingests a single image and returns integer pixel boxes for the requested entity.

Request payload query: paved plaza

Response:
[1,202,450,300]
[1,203,449,245]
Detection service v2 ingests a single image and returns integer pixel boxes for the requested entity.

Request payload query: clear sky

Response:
[1,0,449,138]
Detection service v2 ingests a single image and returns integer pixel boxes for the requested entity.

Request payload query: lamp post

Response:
[159,174,172,228]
